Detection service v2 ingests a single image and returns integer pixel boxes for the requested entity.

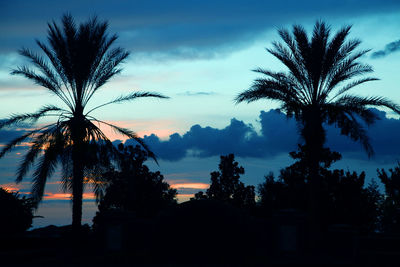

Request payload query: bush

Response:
[0,187,34,235]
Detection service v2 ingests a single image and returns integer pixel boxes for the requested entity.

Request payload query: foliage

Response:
[377,164,400,233]
[0,14,167,229]
[94,144,177,222]
[378,164,400,206]
[193,154,255,209]
[258,148,382,233]
[0,187,34,235]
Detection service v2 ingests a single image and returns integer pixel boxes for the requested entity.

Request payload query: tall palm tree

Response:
[0,14,167,231]
[236,21,400,177]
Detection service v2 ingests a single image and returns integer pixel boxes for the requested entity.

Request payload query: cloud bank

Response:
[125,109,400,162]
[371,39,400,58]
[1,0,400,59]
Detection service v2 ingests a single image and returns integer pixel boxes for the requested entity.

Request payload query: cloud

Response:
[177,91,216,96]
[0,121,32,145]
[125,109,400,162]
[371,39,400,58]
[126,109,298,161]
[1,0,399,59]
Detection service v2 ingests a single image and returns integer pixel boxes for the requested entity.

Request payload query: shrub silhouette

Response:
[378,164,400,233]
[93,144,177,228]
[0,187,34,235]
[193,154,255,209]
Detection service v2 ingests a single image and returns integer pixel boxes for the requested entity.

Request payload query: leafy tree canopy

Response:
[193,154,255,209]
[94,144,177,221]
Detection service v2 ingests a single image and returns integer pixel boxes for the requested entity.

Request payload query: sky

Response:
[1,0,400,228]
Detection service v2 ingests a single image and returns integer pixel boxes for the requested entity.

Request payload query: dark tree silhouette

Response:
[0,187,34,235]
[235,21,400,186]
[258,151,383,233]
[378,164,400,233]
[193,154,255,209]
[0,15,167,231]
[94,144,177,222]
[378,164,400,206]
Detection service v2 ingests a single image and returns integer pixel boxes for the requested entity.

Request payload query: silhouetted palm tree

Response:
[236,21,400,177]
[0,15,167,231]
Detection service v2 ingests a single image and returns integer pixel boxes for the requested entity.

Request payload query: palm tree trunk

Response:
[302,108,326,251]
[72,151,84,232]
[71,114,85,233]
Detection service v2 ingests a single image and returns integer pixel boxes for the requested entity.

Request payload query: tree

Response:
[236,22,399,240]
[94,144,177,220]
[0,187,34,235]
[377,164,400,232]
[0,15,167,231]
[193,154,255,209]
[235,21,400,182]
[378,164,400,206]
[258,160,383,233]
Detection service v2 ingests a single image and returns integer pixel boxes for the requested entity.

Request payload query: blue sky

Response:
[1,0,400,227]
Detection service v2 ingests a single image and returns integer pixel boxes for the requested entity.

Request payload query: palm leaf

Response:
[0,105,65,130]
[85,91,169,115]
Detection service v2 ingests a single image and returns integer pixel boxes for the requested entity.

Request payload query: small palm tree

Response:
[0,14,167,231]
[236,21,400,176]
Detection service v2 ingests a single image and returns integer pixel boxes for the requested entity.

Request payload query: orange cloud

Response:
[1,183,21,192]
[42,192,96,201]
[170,182,209,190]
[96,119,178,141]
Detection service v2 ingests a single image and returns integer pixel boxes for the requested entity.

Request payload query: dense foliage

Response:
[94,144,177,224]
[257,146,382,233]
[193,154,255,209]
[0,188,34,235]
[378,164,400,233]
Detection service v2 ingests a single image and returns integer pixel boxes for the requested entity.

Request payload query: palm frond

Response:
[329,77,379,101]
[31,134,64,203]
[335,95,400,114]
[235,79,301,106]
[18,48,61,89]
[0,105,65,130]
[16,124,62,182]
[335,112,374,157]
[0,123,55,159]
[88,117,158,164]
[85,91,169,115]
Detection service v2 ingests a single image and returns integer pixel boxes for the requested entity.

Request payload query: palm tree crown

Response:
[0,14,167,229]
[236,21,400,159]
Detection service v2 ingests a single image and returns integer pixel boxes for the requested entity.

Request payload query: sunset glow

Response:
[176,194,194,203]
[1,183,20,192]
[95,119,178,141]
[170,183,209,190]
[43,192,96,201]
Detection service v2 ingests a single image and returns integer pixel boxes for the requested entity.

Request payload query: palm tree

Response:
[236,22,400,243]
[236,21,400,177]
[0,14,168,231]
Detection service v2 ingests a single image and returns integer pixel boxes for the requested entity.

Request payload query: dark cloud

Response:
[1,0,399,59]
[126,109,400,162]
[0,129,26,143]
[127,109,298,161]
[0,121,31,144]
[177,91,216,96]
[371,39,400,58]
